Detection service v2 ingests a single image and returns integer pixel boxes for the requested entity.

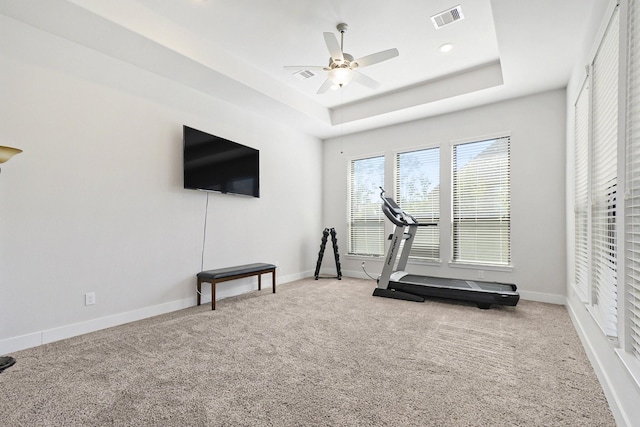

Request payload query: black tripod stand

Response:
[314,228,342,280]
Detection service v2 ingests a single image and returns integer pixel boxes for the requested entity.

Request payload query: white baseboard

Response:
[0,297,195,354]
[517,290,565,305]
[0,271,309,355]
[340,269,378,281]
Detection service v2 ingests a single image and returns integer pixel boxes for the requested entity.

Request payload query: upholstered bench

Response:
[197,263,276,310]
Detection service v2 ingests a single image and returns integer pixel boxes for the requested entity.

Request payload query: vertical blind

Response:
[591,8,619,338]
[627,0,640,360]
[575,80,590,300]
[348,156,385,256]
[452,137,511,265]
[395,148,440,260]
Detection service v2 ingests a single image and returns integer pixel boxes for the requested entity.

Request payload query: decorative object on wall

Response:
[284,23,399,94]
[0,145,22,173]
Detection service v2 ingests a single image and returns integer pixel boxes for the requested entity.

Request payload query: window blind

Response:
[348,156,385,256]
[626,0,640,360]
[395,147,440,260]
[575,80,590,300]
[591,8,619,338]
[452,137,511,265]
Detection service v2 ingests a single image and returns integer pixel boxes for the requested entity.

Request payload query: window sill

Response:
[448,262,513,273]
[615,349,640,393]
[345,254,383,261]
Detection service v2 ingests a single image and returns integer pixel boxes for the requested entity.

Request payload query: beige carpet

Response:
[0,277,615,426]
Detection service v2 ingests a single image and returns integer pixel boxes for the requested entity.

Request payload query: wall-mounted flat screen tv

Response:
[183,126,260,198]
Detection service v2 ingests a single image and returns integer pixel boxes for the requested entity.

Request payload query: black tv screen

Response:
[183,126,260,198]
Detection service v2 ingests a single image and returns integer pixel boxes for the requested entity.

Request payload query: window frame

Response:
[450,133,512,268]
[589,6,620,338]
[393,144,441,262]
[574,75,591,303]
[346,153,386,258]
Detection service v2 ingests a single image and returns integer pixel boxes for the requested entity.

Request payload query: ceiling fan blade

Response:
[351,71,381,90]
[283,66,328,71]
[353,48,399,68]
[316,78,334,94]
[323,32,344,62]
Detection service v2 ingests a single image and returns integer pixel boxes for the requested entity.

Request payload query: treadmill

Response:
[374,188,519,309]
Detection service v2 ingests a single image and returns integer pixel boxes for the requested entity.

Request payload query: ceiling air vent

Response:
[294,70,316,80]
[431,5,464,29]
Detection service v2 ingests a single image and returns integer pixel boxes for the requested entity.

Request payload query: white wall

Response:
[322,89,567,303]
[564,1,640,425]
[0,16,322,352]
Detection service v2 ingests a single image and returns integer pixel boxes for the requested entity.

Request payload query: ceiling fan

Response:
[284,23,399,94]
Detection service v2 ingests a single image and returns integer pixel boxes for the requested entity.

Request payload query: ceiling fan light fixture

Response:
[329,67,353,88]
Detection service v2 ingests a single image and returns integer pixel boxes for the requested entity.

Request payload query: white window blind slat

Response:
[395,147,440,260]
[348,156,385,256]
[452,137,511,266]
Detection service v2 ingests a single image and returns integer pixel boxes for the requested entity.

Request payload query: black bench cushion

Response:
[197,263,276,281]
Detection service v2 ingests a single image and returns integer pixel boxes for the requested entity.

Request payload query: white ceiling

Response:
[0,0,601,139]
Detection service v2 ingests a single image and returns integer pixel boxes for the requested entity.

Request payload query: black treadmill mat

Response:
[401,275,515,293]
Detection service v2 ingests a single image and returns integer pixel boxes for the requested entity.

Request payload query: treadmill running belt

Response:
[401,275,516,292]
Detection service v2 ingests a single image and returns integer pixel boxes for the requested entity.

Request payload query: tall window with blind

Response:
[452,137,511,266]
[590,7,619,338]
[348,156,385,256]
[626,0,640,362]
[575,79,590,301]
[395,147,440,260]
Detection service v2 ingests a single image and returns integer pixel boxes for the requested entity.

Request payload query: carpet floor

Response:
[0,277,615,426]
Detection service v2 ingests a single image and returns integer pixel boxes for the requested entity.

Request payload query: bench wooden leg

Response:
[197,278,202,306]
[212,282,216,310]
[272,269,276,293]
[258,274,262,291]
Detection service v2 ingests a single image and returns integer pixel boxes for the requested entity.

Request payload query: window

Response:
[452,136,511,266]
[575,79,590,301]
[348,156,385,256]
[395,147,440,260]
[627,0,640,360]
[590,7,619,337]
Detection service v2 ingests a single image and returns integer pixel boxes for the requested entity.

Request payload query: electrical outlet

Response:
[478,270,485,279]
[85,292,96,306]
[362,261,366,267]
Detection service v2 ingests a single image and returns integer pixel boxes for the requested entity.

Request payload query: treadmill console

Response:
[380,188,410,226]
[379,188,435,228]
[382,196,403,215]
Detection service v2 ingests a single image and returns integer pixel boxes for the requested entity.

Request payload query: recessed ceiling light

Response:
[439,43,454,53]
